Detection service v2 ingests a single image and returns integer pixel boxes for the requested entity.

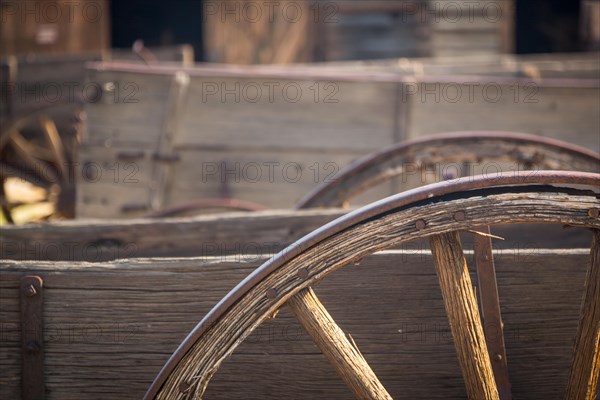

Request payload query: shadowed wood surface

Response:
[430,232,499,399]
[0,250,592,399]
[0,209,592,261]
[0,209,346,261]
[287,287,392,399]
[565,230,600,400]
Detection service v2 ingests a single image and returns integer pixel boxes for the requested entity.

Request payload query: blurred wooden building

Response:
[1,1,599,61]
[0,0,109,56]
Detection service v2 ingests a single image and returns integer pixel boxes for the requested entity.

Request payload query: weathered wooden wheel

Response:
[146,171,600,400]
[297,131,600,209]
[0,103,82,223]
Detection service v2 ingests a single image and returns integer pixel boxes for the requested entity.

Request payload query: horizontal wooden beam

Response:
[0,249,590,399]
[0,208,346,261]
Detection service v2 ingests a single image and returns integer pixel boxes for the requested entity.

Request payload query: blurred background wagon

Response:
[1,1,599,400]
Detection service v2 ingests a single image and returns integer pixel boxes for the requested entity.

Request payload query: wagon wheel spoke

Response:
[9,129,59,185]
[0,180,14,224]
[429,231,499,399]
[565,229,600,399]
[472,226,512,399]
[40,114,68,182]
[287,287,393,400]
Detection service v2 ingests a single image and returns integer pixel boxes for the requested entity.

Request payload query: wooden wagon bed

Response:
[78,55,599,218]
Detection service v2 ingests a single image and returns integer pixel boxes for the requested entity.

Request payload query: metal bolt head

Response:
[297,268,308,279]
[266,288,278,299]
[493,353,503,361]
[178,382,191,393]
[588,208,599,218]
[25,340,41,353]
[24,284,37,297]
[415,219,426,230]
[453,211,466,221]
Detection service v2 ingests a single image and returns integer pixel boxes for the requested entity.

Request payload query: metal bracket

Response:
[20,275,44,400]
[473,227,512,400]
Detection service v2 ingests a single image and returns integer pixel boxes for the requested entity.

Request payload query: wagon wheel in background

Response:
[0,103,82,223]
[296,131,600,209]
[146,171,600,400]
[146,159,270,218]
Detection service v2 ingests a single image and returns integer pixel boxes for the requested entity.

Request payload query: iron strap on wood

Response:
[473,227,512,400]
[20,275,44,400]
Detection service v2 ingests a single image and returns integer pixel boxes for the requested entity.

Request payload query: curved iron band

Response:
[145,198,269,218]
[296,131,600,209]
[145,170,600,399]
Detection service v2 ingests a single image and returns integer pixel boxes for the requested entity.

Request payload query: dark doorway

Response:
[515,0,581,53]
[110,0,204,60]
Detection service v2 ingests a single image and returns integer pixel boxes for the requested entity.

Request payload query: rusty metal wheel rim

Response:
[296,131,600,209]
[145,198,269,218]
[146,171,600,399]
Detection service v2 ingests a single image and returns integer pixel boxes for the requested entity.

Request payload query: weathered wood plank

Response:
[405,83,600,150]
[0,250,590,399]
[166,149,395,209]
[565,230,600,400]
[0,209,346,261]
[287,287,392,399]
[429,232,499,399]
[78,59,599,218]
[175,77,398,151]
[1,210,593,261]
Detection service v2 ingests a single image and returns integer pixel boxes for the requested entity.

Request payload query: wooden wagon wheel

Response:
[296,131,600,209]
[146,171,600,400]
[295,131,600,398]
[0,103,82,223]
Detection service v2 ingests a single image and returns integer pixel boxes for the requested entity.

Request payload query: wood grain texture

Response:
[405,84,600,151]
[565,229,600,400]
[78,58,599,218]
[0,249,592,399]
[0,208,346,261]
[287,287,392,399]
[430,232,499,399]
[2,209,593,262]
[153,192,599,399]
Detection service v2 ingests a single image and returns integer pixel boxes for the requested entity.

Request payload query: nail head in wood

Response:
[588,208,599,218]
[415,219,426,230]
[24,284,37,297]
[25,340,41,353]
[178,381,191,393]
[454,210,466,221]
[296,268,309,279]
[266,288,278,299]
